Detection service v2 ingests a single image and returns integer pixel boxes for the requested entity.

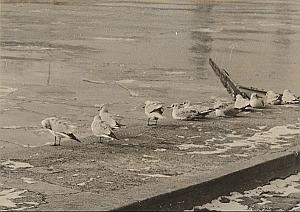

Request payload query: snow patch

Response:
[1,160,33,170]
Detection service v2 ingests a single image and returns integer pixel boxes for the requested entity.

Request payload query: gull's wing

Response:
[146,102,163,113]
[98,121,118,139]
[100,121,113,135]
[150,107,164,115]
[101,112,125,129]
[101,112,117,126]
[46,118,80,142]
[224,107,240,117]
[92,117,114,136]
[176,108,199,119]
[49,118,76,133]
[198,108,215,117]
[235,97,250,109]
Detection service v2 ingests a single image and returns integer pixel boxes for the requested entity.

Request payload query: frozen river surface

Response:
[1,0,300,96]
[0,0,300,148]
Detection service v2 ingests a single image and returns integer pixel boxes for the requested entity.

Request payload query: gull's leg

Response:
[147,118,150,126]
[155,119,158,125]
[58,137,61,146]
[53,136,57,146]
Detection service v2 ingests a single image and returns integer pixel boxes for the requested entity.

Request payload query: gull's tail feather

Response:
[116,122,126,128]
[225,108,240,117]
[109,131,119,140]
[66,133,81,143]
[239,105,252,111]
[199,108,215,116]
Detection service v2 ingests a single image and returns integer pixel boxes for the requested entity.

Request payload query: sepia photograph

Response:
[0,0,300,211]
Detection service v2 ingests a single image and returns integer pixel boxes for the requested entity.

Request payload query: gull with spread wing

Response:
[144,100,165,126]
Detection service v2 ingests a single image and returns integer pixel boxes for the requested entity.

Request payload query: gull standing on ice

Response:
[91,114,118,142]
[144,100,165,126]
[250,93,265,108]
[97,104,126,129]
[266,90,282,105]
[282,89,299,104]
[41,117,81,146]
[170,103,213,120]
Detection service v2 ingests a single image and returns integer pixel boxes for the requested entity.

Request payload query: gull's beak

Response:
[166,105,172,108]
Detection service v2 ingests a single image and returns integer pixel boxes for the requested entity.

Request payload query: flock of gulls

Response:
[41,89,299,146]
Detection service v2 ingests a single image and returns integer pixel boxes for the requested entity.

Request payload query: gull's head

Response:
[95,104,107,112]
[144,100,151,106]
[240,92,248,98]
[94,104,102,110]
[182,100,190,107]
[41,118,51,129]
[235,94,243,100]
[143,100,152,108]
[250,93,258,99]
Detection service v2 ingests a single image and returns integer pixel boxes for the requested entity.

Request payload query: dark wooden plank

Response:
[209,58,248,98]
[238,85,268,95]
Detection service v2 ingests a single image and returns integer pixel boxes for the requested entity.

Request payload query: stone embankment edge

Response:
[115,146,300,211]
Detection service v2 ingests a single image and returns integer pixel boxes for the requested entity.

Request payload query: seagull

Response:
[91,114,118,142]
[97,104,126,130]
[282,89,299,104]
[41,117,81,146]
[234,94,250,109]
[214,102,241,117]
[144,100,165,126]
[169,103,214,120]
[250,93,265,108]
[266,90,282,105]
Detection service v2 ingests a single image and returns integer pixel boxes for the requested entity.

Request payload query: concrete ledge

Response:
[1,106,300,211]
[116,149,300,211]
